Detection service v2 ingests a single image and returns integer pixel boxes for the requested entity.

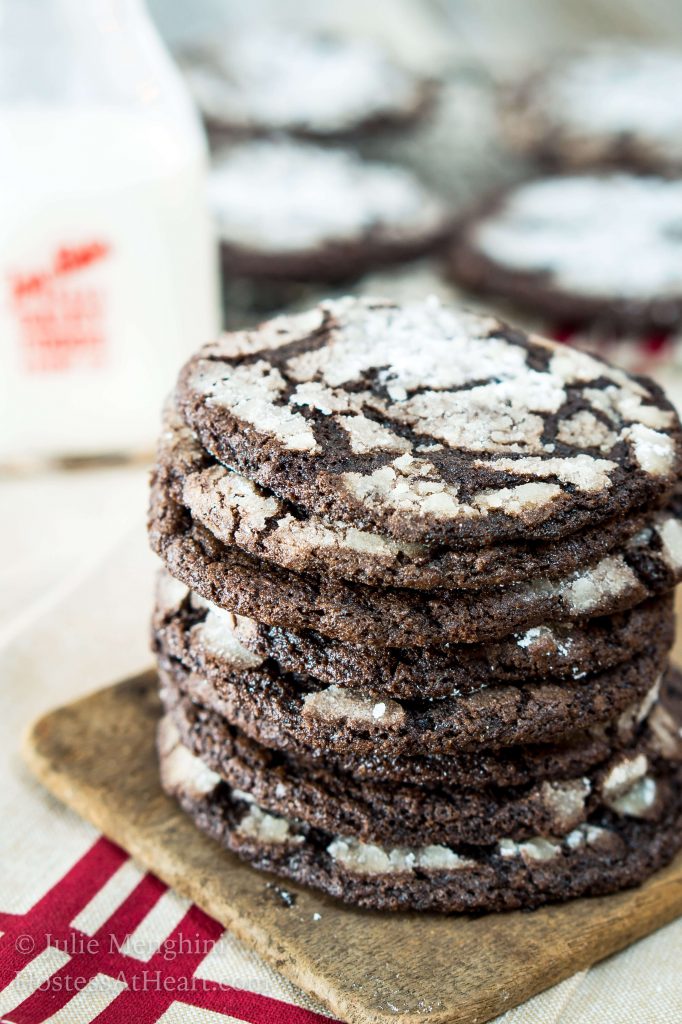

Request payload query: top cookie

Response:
[180,29,430,139]
[450,175,682,329]
[502,45,682,173]
[176,296,681,547]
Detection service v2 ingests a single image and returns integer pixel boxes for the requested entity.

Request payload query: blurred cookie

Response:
[208,141,452,282]
[180,29,432,140]
[502,45,682,173]
[451,175,682,330]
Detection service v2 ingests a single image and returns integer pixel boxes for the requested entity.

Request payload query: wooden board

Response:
[23,672,682,1024]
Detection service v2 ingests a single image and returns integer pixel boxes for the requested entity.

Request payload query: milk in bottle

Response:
[0,0,219,461]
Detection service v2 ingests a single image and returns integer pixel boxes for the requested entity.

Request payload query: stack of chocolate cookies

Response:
[149,296,682,912]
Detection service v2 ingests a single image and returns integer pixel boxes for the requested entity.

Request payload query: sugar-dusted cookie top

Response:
[451,174,682,327]
[209,140,451,280]
[180,29,430,139]
[156,402,651,590]
[503,45,682,173]
[177,296,682,546]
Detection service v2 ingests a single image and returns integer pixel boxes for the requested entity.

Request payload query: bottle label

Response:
[7,239,111,373]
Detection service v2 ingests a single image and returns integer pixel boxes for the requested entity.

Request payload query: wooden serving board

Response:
[23,671,682,1024]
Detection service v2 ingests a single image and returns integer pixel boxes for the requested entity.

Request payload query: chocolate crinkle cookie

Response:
[208,140,453,284]
[449,174,682,331]
[500,44,682,175]
[179,29,433,141]
[148,295,682,912]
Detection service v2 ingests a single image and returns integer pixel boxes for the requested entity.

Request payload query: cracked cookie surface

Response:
[175,297,682,545]
[157,404,658,591]
[149,479,682,646]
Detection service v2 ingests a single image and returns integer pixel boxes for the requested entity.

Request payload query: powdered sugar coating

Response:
[160,410,655,593]
[236,803,304,846]
[183,461,422,563]
[284,300,507,391]
[657,517,682,570]
[498,837,561,862]
[179,296,681,543]
[327,837,475,875]
[617,676,664,742]
[601,754,648,799]
[341,454,469,520]
[472,175,682,300]
[516,626,555,650]
[302,686,406,731]
[517,46,682,168]
[200,307,327,361]
[182,30,424,137]
[157,716,221,800]
[622,424,676,475]
[563,555,639,614]
[636,675,663,725]
[648,705,682,759]
[540,778,591,833]
[189,596,264,669]
[608,777,658,818]
[195,359,319,453]
[556,411,617,452]
[476,454,617,493]
[209,140,447,254]
[565,823,613,850]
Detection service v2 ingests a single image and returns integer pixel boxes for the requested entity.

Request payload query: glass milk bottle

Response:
[0,0,219,463]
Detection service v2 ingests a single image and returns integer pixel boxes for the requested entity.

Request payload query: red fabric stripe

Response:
[0,837,127,986]
[94,873,167,949]
[163,985,340,1024]
[150,904,224,976]
[5,956,104,1023]
[89,982,340,1024]
[0,836,340,1024]
[88,987,172,1024]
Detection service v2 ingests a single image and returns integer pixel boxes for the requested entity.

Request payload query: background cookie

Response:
[179,29,432,140]
[501,45,682,174]
[209,141,452,282]
[450,175,682,330]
